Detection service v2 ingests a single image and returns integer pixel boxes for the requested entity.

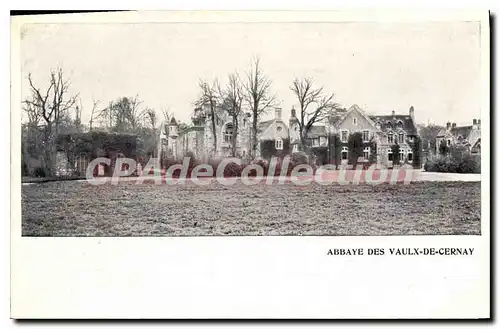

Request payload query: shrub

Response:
[33,167,47,177]
[290,152,308,165]
[347,132,363,165]
[424,155,480,173]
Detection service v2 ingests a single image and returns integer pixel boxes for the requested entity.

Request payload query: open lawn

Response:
[21,180,481,236]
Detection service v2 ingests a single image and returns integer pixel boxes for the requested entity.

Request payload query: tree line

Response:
[22,59,444,177]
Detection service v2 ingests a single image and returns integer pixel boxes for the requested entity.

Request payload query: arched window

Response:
[407,150,413,162]
[388,132,394,144]
[223,123,233,143]
[375,122,381,130]
[341,146,348,160]
[363,147,370,160]
[399,149,405,162]
[387,148,393,161]
[398,132,405,144]
[397,120,404,129]
[75,154,89,176]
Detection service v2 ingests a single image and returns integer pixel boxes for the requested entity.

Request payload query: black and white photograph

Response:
[10,10,490,319]
[19,13,483,237]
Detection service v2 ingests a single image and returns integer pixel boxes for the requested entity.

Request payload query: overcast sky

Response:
[21,21,481,127]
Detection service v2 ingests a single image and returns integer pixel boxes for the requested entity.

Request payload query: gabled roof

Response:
[258,118,288,136]
[328,113,348,127]
[466,128,481,147]
[436,125,477,143]
[335,104,378,129]
[369,114,418,135]
[258,119,274,133]
[471,138,481,152]
[306,126,327,138]
[452,126,473,140]
[179,125,205,134]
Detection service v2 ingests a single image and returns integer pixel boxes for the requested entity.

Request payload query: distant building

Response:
[435,119,481,155]
[164,106,289,161]
[163,103,421,167]
[326,104,419,166]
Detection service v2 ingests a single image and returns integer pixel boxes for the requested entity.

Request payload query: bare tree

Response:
[160,105,172,124]
[73,99,84,132]
[127,95,144,132]
[194,79,220,156]
[24,67,78,175]
[290,77,344,151]
[144,108,159,157]
[244,57,278,158]
[89,99,100,131]
[22,95,42,128]
[219,73,244,156]
[98,95,145,133]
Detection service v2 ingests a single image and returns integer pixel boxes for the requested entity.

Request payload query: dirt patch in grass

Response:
[21,180,481,236]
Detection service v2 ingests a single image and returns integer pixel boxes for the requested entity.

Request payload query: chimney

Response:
[446,122,451,130]
[275,108,282,121]
[291,106,296,118]
[391,110,395,117]
[473,118,480,130]
[452,123,457,128]
[409,106,415,120]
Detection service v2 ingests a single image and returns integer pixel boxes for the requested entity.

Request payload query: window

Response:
[353,117,358,125]
[388,149,393,161]
[363,147,370,160]
[362,130,370,142]
[398,132,405,144]
[375,122,381,130]
[408,136,414,142]
[223,123,233,143]
[313,138,320,147]
[397,120,404,128]
[293,144,299,152]
[386,122,392,129]
[294,126,298,132]
[407,151,413,162]
[341,147,348,160]
[275,138,283,150]
[341,130,349,142]
[447,139,451,146]
[388,132,394,144]
[243,118,246,127]
[276,126,283,132]
[399,149,405,162]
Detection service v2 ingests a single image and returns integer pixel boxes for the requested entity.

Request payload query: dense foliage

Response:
[260,138,291,159]
[347,132,364,165]
[425,144,480,173]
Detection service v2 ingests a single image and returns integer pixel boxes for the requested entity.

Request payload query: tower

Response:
[167,117,179,159]
[289,106,300,144]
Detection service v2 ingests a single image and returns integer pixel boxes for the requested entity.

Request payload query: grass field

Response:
[21,180,481,236]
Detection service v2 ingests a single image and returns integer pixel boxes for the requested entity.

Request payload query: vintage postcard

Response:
[11,10,490,319]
